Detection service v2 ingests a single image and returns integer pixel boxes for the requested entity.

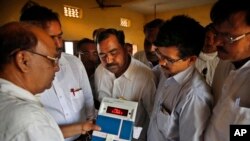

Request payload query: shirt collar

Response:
[172,64,195,85]
[0,78,40,104]
[231,59,250,71]
[242,60,250,69]
[121,57,135,80]
[199,51,218,61]
[103,57,136,80]
[59,52,67,66]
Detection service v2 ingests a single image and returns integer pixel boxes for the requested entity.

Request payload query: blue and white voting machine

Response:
[92,97,138,141]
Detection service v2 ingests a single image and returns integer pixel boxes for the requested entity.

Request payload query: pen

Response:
[161,104,170,114]
[70,88,82,96]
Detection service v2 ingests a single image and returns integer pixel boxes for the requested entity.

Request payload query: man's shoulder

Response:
[214,60,233,79]
[0,99,50,129]
[131,58,152,73]
[188,70,212,96]
[133,50,145,57]
[190,69,209,86]
[132,57,150,68]
[0,102,58,141]
[95,64,105,73]
[6,99,47,119]
[60,53,85,71]
[61,52,81,62]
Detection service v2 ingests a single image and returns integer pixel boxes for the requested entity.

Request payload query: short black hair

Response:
[154,15,205,58]
[96,28,125,47]
[125,42,132,48]
[20,1,61,28]
[77,38,95,50]
[92,28,105,41]
[210,0,250,25]
[143,18,164,33]
[0,22,38,71]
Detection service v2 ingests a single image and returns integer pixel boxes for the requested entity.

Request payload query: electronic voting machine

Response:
[92,97,138,141]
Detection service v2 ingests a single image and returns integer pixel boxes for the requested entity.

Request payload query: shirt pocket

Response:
[156,108,175,138]
[70,89,84,112]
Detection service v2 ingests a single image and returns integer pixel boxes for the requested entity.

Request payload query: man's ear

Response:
[188,55,197,65]
[14,51,31,73]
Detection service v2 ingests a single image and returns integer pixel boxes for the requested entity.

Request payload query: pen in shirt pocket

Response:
[70,88,82,96]
[161,104,171,114]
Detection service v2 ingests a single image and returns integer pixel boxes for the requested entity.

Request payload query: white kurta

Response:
[0,79,64,141]
[39,53,95,141]
[148,65,213,141]
[95,57,156,140]
[195,51,219,86]
[204,60,250,141]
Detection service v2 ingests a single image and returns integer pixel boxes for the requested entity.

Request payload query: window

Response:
[64,5,82,18]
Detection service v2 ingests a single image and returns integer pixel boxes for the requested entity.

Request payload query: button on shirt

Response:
[204,60,250,141]
[148,65,213,141]
[0,79,64,141]
[95,57,156,140]
[39,53,95,141]
[195,51,219,86]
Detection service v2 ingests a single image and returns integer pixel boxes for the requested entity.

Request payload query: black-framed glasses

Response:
[25,50,59,66]
[215,31,250,44]
[155,48,184,65]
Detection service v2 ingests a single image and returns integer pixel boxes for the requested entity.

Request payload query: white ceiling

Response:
[103,0,217,15]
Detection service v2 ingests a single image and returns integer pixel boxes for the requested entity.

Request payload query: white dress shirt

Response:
[148,65,213,141]
[94,57,156,140]
[0,79,64,141]
[204,60,250,141]
[39,53,95,141]
[133,51,153,68]
[195,51,219,86]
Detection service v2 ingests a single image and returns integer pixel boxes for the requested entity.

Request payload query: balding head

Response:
[0,22,59,94]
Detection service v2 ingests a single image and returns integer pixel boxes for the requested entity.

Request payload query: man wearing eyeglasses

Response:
[147,15,213,141]
[204,1,250,141]
[0,22,64,141]
[20,1,99,141]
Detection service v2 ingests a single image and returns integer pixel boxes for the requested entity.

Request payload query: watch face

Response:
[106,106,128,116]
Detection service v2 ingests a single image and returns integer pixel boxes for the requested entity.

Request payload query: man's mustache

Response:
[106,63,118,68]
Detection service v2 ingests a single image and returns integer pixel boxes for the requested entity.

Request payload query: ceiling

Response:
[102,0,217,15]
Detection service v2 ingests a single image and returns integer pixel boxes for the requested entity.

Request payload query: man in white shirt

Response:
[95,28,156,140]
[0,22,64,141]
[204,1,250,141]
[195,23,219,86]
[148,15,213,141]
[20,2,98,140]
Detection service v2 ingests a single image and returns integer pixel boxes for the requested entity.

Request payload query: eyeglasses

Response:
[25,50,59,66]
[155,48,184,65]
[215,31,250,44]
